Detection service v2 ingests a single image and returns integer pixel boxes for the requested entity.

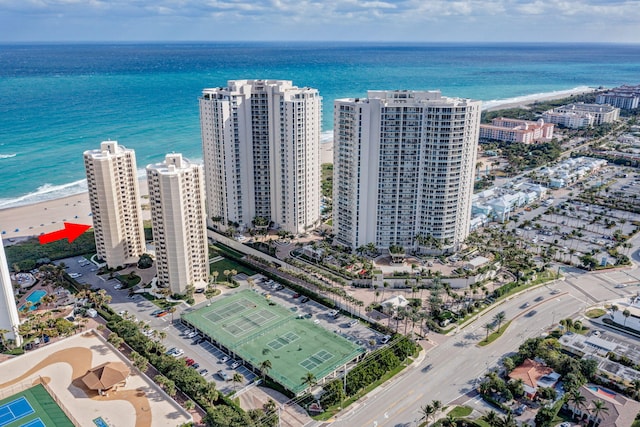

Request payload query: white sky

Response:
[0,0,638,43]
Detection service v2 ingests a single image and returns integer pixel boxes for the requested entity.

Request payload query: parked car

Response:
[217,370,230,381]
[156,311,169,317]
[191,363,200,370]
[292,293,301,299]
[172,349,184,357]
[166,347,177,355]
[199,369,209,377]
[195,337,206,344]
[150,309,164,316]
[220,355,230,363]
[300,296,310,303]
[348,320,358,328]
[231,361,241,369]
[186,331,198,339]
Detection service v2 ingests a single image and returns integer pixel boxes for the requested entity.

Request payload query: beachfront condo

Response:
[83,141,146,268]
[199,80,322,235]
[0,240,23,346]
[333,90,481,254]
[147,154,209,295]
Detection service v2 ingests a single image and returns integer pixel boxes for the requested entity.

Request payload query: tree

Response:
[590,399,609,425]
[500,412,517,427]
[419,403,435,424]
[482,410,500,427]
[567,390,587,419]
[211,271,219,284]
[130,351,148,372]
[301,371,317,389]
[259,359,272,380]
[610,304,618,319]
[623,309,631,326]
[183,400,195,411]
[484,322,495,341]
[493,311,506,330]
[263,399,277,414]
[107,333,124,349]
[502,357,515,374]
[232,372,244,391]
[534,406,555,427]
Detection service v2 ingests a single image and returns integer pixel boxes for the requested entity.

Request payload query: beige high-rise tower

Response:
[199,79,322,235]
[147,154,209,295]
[84,141,145,268]
[333,90,481,254]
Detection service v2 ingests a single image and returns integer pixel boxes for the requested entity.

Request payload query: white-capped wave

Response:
[482,86,597,111]
[320,130,333,144]
[0,179,88,210]
[0,153,17,159]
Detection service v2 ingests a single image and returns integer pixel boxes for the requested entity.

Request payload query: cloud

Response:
[0,0,638,42]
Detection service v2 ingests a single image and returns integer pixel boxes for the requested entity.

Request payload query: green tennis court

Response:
[0,384,74,427]
[182,290,364,394]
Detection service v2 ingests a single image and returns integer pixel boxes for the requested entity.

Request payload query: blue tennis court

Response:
[0,397,34,427]
[20,419,45,427]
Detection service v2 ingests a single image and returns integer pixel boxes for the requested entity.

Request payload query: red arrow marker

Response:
[39,222,91,245]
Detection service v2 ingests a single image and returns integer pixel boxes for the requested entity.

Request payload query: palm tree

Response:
[263,399,277,414]
[567,390,587,419]
[442,414,457,427]
[431,400,442,421]
[484,322,494,341]
[223,269,231,282]
[610,304,618,319]
[493,311,506,330]
[232,372,244,391]
[301,371,317,389]
[211,271,219,284]
[590,399,609,425]
[259,359,272,380]
[482,410,500,427]
[419,403,435,424]
[500,412,517,427]
[623,309,631,326]
[183,400,195,411]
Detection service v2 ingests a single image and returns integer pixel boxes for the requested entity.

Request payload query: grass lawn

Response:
[585,308,606,318]
[478,321,512,346]
[140,293,179,309]
[209,257,257,277]
[449,406,473,418]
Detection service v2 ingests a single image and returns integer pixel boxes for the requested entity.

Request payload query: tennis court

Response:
[182,290,364,394]
[0,385,73,427]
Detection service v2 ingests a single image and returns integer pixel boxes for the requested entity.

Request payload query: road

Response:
[329,264,640,427]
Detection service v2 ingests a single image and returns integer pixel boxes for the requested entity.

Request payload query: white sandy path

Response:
[0,86,598,240]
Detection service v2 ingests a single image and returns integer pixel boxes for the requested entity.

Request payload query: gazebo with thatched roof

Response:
[81,361,130,395]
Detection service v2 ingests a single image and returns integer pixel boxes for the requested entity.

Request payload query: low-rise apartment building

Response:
[479,117,554,143]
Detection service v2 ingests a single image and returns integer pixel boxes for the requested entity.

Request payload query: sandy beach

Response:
[0,87,598,242]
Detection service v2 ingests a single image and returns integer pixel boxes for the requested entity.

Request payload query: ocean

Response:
[1,42,639,209]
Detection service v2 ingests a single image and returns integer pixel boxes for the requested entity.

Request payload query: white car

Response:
[186,331,198,339]
[172,349,184,357]
[231,361,241,369]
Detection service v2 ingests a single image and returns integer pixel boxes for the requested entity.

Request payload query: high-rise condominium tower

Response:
[84,141,145,268]
[333,90,481,253]
[199,80,322,235]
[147,154,209,295]
[0,240,22,347]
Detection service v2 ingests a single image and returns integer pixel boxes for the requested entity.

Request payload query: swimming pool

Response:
[93,417,109,427]
[19,290,47,312]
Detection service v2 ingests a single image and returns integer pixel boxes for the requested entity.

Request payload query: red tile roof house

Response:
[565,384,640,427]
[508,359,560,399]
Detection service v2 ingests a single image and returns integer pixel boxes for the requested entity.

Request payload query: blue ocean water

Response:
[1,42,639,208]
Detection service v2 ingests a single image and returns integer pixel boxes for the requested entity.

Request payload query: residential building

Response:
[333,90,481,253]
[508,359,559,399]
[479,117,554,143]
[147,154,209,295]
[0,240,21,346]
[596,85,640,110]
[199,80,322,235]
[552,103,620,125]
[83,141,145,268]
[542,110,595,129]
[565,384,640,427]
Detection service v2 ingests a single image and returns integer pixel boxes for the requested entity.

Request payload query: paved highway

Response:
[329,264,640,427]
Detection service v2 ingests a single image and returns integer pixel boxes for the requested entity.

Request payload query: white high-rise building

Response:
[0,240,22,347]
[147,154,209,295]
[84,141,145,268]
[199,79,322,235]
[333,90,481,253]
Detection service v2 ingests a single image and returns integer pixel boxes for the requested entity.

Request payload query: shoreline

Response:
[0,86,599,242]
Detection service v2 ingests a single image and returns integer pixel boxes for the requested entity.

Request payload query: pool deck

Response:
[0,331,192,427]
